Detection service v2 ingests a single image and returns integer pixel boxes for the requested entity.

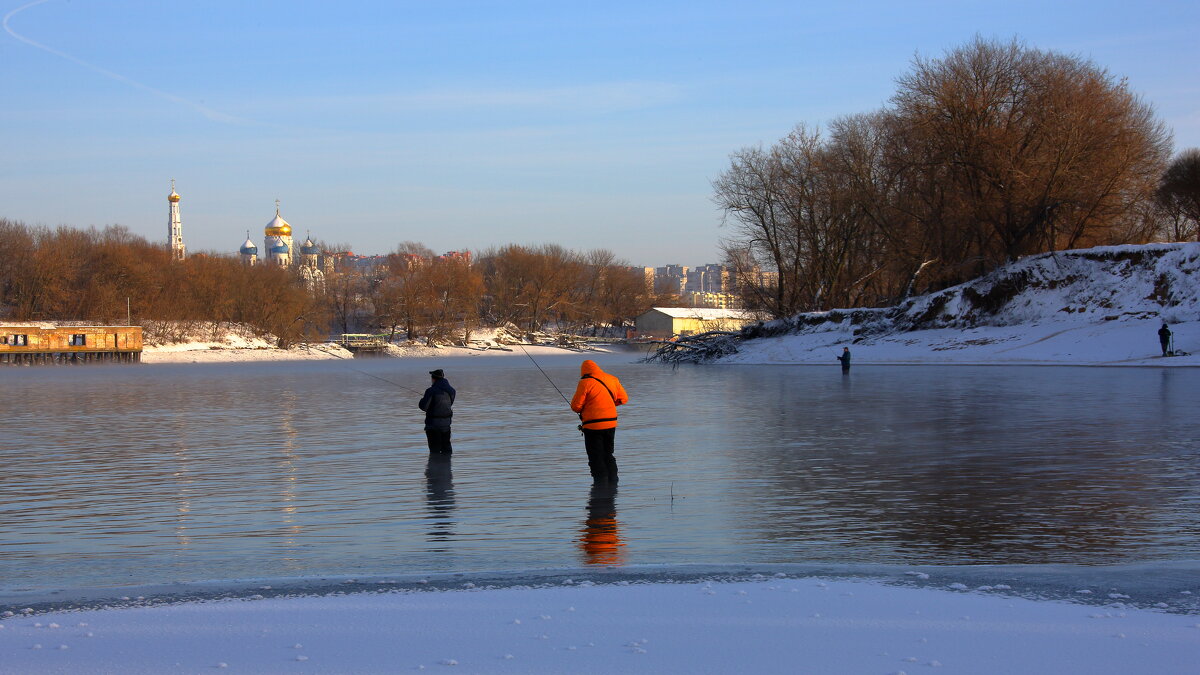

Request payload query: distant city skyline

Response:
[3,0,1198,265]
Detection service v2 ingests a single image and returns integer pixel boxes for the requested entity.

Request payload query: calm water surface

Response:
[2,354,1199,597]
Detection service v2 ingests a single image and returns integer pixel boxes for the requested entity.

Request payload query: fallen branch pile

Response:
[642,331,743,365]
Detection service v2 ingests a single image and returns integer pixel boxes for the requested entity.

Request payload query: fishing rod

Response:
[518,344,571,405]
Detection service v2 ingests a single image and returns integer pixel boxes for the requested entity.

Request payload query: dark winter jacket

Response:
[419,378,456,431]
[1159,325,1172,344]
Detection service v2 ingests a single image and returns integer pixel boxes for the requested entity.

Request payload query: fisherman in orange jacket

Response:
[570,359,629,485]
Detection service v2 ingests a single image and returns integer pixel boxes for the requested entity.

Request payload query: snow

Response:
[14,243,1200,672]
[727,317,1200,367]
[2,578,1196,674]
[140,328,609,364]
[723,243,1200,367]
[128,243,1200,367]
[140,332,352,364]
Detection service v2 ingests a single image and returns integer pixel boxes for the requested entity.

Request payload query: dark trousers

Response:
[425,428,452,454]
[583,427,618,484]
[1161,338,1170,356]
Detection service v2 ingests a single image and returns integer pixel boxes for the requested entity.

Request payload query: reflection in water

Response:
[3,358,1200,592]
[425,455,456,544]
[170,412,194,557]
[579,485,624,566]
[275,389,303,569]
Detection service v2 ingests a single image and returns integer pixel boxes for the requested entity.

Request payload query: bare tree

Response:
[480,244,584,331]
[890,37,1170,266]
[1157,149,1200,240]
[715,36,1173,314]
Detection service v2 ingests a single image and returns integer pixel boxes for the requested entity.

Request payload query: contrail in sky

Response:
[3,0,245,124]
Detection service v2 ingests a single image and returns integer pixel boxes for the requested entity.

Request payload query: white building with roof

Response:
[634,307,759,338]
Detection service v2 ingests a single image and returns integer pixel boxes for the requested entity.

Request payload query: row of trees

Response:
[0,220,322,345]
[329,243,663,344]
[0,219,663,345]
[715,37,1190,318]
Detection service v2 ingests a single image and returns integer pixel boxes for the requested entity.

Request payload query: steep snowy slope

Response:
[721,243,1200,366]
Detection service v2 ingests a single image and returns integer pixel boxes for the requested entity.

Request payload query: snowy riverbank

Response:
[143,243,1200,367]
[141,321,1198,368]
[4,577,1197,674]
[720,243,1200,367]
[142,322,1199,367]
[141,334,611,364]
[724,318,1200,367]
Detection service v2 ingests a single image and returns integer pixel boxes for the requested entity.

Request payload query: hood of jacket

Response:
[580,359,602,378]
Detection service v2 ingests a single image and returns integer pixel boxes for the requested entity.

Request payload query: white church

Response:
[166,183,325,289]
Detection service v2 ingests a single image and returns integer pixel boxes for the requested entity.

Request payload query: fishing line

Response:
[519,344,571,405]
[305,343,424,394]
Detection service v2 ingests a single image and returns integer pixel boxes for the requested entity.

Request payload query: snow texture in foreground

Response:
[2,578,1196,674]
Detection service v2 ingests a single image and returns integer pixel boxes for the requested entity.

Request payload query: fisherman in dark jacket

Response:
[1159,323,1173,356]
[837,347,851,371]
[418,369,456,454]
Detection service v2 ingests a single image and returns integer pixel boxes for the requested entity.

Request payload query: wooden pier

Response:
[332,333,389,356]
[1,325,143,365]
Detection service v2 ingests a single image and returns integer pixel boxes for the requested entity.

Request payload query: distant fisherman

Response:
[837,347,851,371]
[419,369,455,454]
[1159,323,1172,357]
[570,360,629,485]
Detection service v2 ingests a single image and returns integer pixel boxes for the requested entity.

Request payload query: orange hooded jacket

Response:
[570,360,628,431]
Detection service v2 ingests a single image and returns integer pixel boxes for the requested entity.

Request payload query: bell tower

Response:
[167,179,185,260]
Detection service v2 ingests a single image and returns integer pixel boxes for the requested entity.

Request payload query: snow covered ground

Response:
[141,334,351,364]
[141,332,606,364]
[3,577,1197,674]
[724,243,1200,367]
[725,318,1200,366]
[139,319,1197,367]
[141,244,1200,367]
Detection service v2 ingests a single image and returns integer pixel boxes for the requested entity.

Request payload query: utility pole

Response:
[127,297,132,326]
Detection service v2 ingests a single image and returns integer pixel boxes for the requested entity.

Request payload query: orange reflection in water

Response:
[579,486,624,566]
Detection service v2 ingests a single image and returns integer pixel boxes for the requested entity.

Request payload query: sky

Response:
[2,1,1198,266]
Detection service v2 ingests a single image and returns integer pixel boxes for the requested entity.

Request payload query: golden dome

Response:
[168,191,181,203]
[265,205,291,236]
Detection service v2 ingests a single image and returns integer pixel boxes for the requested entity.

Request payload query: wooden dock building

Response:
[1,325,143,365]
[332,333,389,356]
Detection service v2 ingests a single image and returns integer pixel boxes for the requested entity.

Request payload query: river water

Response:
[3,353,1199,607]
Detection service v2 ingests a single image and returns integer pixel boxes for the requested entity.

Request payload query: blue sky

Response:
[2,1,1198,266]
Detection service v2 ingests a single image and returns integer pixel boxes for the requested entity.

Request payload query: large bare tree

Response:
[715,37,1173,316]
[890,37,1171,266]
[1157,149,1200,240]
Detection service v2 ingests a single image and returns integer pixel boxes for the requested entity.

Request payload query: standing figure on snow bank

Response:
[570,360,629,486]
[419,369,456,454]
[1159,323,1173,357]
